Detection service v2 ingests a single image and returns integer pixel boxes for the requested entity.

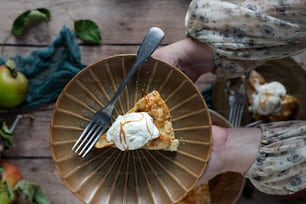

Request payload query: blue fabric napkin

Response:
[0,26,87,110]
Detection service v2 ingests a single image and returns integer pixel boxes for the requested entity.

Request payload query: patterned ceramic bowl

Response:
[50,54,212,204]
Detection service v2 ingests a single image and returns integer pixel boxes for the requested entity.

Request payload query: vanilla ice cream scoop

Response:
[106,112,159,151]
[249,81,286,115]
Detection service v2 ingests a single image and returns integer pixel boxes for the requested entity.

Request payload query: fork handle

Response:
[108,27,165,106]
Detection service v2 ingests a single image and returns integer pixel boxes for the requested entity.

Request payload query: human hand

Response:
[197,126,261,185]
[152,38,215,82]
[197,125,227,184]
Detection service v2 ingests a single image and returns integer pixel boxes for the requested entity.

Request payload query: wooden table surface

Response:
[1,1,305,204]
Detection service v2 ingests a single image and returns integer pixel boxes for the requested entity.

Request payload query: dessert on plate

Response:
[95,90,179,151]
[247,70,299,121]
[178,183,211,204]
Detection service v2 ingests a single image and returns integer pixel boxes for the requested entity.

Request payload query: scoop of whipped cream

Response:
[249,81,286,115]
[106,112,159,151]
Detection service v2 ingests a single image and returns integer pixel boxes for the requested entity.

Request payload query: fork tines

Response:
[227,76,248,128]
[72,120,107,158]
[228,94,245,127]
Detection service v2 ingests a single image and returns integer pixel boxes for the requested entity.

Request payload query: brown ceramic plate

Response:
[212,58,306,126]
[50,54,212,204]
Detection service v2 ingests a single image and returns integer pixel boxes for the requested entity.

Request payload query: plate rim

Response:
[49,54,213,203]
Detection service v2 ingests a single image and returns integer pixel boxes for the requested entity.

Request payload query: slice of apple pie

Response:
[95,90,179,151]
[178,183,211,204]
[247,70,299,121]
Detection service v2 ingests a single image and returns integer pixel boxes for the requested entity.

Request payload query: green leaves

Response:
[11,8,51,36]
[15,180,50,204]
[0,121,14,151]
[11,8,102,44]
[74,19,102,43]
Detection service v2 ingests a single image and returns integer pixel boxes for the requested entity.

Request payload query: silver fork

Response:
[72,27,165,158]
[228,74,248,127]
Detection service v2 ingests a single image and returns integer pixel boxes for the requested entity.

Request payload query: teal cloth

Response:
[0,26,87,110]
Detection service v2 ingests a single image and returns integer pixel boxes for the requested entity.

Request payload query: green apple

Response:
[0,59,28,108]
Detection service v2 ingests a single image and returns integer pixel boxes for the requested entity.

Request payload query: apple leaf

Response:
[0,121,14,151]
[15,180,49,204]
[0,181,16,202]
[11,8,51,36]
[74,19,102,43]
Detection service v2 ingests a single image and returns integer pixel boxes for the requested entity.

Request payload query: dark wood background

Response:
[1,1,305,203]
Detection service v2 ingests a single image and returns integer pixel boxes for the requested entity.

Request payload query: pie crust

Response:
[247,70,299,121]
[95,90,178,151]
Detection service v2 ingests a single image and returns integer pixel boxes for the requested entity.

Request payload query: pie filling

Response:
[95,90,179,151]
[247,70,299,121]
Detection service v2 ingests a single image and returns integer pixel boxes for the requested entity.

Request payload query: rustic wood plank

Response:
[1,43,193,65]
[0,1,305,204]
[0,0,189,45]
[8,158,82,204]
[1,105,54,157]
[1,45,142,64]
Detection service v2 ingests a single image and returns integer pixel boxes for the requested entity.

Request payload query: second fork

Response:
[228,75,248,127]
